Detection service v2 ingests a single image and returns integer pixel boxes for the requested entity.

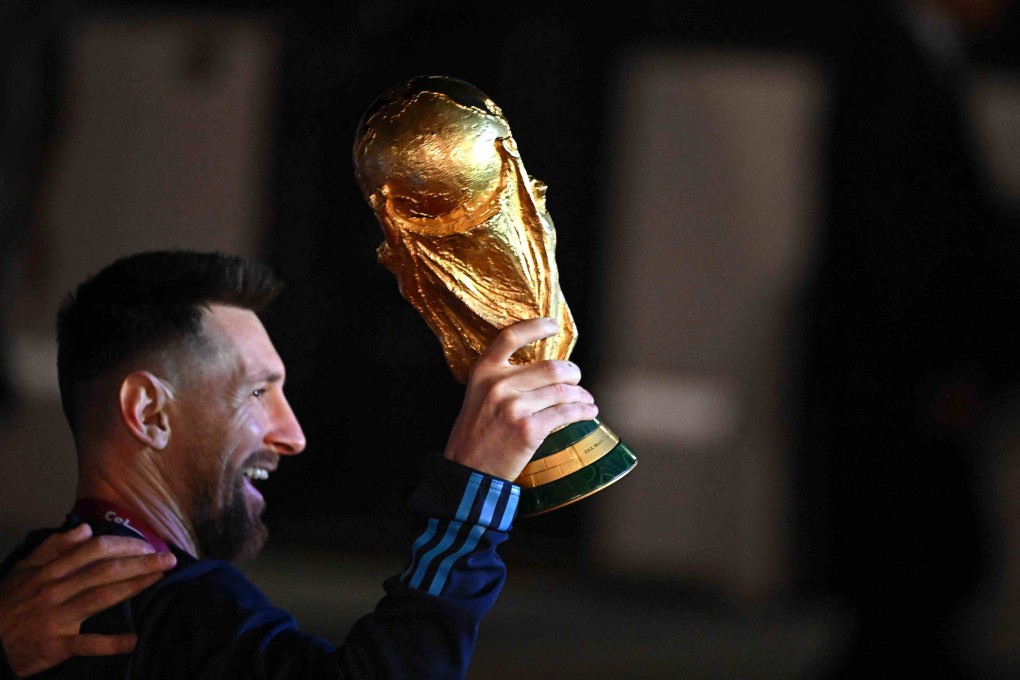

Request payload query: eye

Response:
[252,388,266,400]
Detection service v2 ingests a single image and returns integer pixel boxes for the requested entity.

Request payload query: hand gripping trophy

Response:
[352,75,637,517]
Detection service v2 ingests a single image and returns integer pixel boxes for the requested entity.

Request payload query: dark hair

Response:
[56,250,282,437]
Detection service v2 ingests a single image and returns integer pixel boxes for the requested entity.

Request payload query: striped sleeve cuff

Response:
[400,456,519,596]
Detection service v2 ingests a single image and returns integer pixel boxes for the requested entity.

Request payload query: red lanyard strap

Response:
[72,498,171,553]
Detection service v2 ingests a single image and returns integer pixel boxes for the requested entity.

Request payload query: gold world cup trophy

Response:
[352,75,637,517]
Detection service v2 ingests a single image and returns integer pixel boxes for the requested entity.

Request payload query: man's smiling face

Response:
[169,304,306,562]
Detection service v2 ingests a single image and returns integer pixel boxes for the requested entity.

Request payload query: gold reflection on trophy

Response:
[352,75,576,384]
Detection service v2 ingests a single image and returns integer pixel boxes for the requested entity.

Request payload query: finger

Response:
[505,382,596,433]
[42,535,157,581]
[63,570,168,622]
[521,382,594,412]
[504,359,584,393]
[66,632,139,658]
[15,524,93,569]
[536,395,599,428]
[479,317,559,366]
[60,551,175,601]
[48,551,174,612]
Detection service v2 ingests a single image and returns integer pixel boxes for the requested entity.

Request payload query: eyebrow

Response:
[257,371,284,384]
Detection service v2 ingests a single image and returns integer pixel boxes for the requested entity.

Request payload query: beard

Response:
[191,464,268,563]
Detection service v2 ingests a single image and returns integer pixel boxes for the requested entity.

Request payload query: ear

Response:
[119,371,173,450]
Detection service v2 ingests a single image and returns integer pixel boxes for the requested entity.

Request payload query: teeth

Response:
[243,467,269,481]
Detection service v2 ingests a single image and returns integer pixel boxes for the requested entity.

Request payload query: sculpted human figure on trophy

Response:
[352,75,576,382]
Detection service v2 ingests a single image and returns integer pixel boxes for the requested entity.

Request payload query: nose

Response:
[265,392,306,455]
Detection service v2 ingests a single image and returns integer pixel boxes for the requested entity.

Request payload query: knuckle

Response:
[485,374,511,400]
[99,557,132,578]
[37,561,61,581]
[92,535,117,551]
[79,587,111,611]
[68,635,97,656]
[74,637,101,655]
[519,419,545,446]
[503,399,527,424]
[41,618,64,639]
[90,535,136,558]
[514,412,534,432]
[543,360,567,381]
[39,583,65,608]
[41,531,69,549]
[500,324,523,345]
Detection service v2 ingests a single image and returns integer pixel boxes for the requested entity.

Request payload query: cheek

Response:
[228,407,266,440]
[241,419,265,440]
[223,411,272,465]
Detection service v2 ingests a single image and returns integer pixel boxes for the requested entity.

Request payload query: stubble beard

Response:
[191,471,268,563]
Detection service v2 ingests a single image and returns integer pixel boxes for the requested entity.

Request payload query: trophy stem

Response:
[514,418,638,517]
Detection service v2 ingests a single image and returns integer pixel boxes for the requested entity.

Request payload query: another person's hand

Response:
[444,317,599,481]
[0,523,176,677]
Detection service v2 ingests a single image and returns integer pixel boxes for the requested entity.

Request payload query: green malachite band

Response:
[515,417,638,518]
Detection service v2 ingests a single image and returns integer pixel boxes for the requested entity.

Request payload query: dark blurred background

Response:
[2,0,1020,677]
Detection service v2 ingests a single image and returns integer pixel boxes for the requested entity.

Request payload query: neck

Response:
[77,455,199,557]
[71,498,171,553]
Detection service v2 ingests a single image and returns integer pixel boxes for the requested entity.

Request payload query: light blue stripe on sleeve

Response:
[426,479,502,595]
[407,472,482,589]
[455,473,483,522]
[408,521,462,589]
[428,525,485,596]
[401,517,439,582]
[497,485,520,532]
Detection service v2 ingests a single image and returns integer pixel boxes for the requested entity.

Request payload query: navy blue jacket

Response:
[0,456,519,679]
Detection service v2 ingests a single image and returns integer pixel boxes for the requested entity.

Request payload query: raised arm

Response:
[117,318,600,680]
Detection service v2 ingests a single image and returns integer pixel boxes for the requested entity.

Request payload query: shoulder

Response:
[136,548,278,618]
[129,552,333,678]
[0,521,79,579]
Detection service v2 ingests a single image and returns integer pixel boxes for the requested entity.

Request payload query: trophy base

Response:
[515,418,638,518]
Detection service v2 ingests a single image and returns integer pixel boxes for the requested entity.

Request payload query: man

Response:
[0,249,598,678]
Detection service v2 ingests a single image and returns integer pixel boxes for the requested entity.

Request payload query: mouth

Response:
[242,466,270,481]
[239,455,279,502]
